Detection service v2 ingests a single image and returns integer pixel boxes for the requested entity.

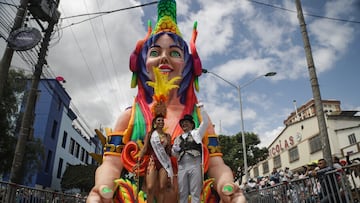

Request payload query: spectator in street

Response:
[333,156,342,169]
[305,162,317,177]
[270,168,280,184]
[311,158,341,203]
[282,167,293,182]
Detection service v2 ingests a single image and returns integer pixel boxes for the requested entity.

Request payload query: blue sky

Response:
[1,0,359,147]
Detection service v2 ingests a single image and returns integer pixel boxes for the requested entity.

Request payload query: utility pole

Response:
[9,0,61,183]
[295,0,333,166]
[0,0,30,102]
[10,20,56,184]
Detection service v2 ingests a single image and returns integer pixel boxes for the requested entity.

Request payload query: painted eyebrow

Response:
[150,44,161,49]
[150,43,183,50]
[169,44,183,50]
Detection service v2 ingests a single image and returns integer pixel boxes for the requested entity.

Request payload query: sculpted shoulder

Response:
[114,108,132,131]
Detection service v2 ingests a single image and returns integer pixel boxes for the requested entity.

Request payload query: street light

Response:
[202,69,276,181]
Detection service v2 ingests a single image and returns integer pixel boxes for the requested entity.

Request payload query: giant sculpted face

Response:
[146,33,185,84]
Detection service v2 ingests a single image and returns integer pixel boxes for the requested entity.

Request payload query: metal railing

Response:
[245,162,360,203]
[0,181,86,203]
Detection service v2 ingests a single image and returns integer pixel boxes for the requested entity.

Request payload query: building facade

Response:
[19,79,101,191]
[250,99,360,178]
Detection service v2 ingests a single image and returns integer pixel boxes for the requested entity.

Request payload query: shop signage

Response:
[269,136,295,156]
[7,27,42,51]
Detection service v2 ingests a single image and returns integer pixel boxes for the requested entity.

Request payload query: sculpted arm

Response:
[206,119,247,203]
[86,109,131,203]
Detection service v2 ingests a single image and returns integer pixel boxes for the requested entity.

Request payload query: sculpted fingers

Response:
[86,185,114,203]
[99,185,114,199]
[219,183,247,203]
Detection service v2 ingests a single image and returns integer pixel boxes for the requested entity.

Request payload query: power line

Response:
[81,0,123,107]
[0,1,18,8]
[248,0,360,24]
[61,1,158,20]
[57,0,360,30]
[59,1,158,30]
[67,21,114,118]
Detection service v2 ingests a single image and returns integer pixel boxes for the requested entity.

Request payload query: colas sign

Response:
[269,136,295,156]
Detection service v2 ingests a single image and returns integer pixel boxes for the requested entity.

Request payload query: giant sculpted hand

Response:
[86,156,123,203]
[208,156,247,203]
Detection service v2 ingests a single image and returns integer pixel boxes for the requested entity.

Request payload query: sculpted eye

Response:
[149,50,159,57]
[170,50,181,58]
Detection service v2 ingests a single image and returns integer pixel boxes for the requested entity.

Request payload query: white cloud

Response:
[258,126,284,148]
[1,0,359,142]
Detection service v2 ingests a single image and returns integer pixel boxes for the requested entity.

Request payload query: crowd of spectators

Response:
[242,166,295,191]
[242,155,360,191]
[242,155,360,202]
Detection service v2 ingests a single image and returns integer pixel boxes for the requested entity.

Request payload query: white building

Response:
[250,99,360,178]
[50,106,100,191]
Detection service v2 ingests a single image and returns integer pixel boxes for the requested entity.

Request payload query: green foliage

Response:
[61,164,97,193]
[0,69,27,175]
[219,132,269,181]
[0,68,45,183]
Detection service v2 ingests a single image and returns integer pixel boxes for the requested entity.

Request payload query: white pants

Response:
[178,154,202,203]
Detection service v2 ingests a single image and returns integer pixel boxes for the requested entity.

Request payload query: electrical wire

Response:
[94,0,127,105]
[1,0,95,137]
[57,0,360,31]
[67,21,114,118]
[61,1,158,20]
[59,1,158,30]
[0,1,18,8]
[247,0,360,24]
[81,0,123,108]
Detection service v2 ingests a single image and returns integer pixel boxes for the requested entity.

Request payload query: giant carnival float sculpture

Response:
[87,0,246,202]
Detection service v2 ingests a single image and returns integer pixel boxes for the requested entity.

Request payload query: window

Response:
[289,146,299,162]
[253,167,259,177]
[309,134,322,153]
[62,131,67,148]
[85,151,89,164]
[75,143,80,158]
[262,161,269,174]
[45,150,53,173]
[51,120,58,139]
[273,155,281,168]
[57,158,63,178]
[348,133,357,145]
[80,148,85,162]
[57,96,61,111]
[69,138,75,155]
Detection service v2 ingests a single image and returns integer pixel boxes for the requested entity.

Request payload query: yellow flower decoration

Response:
[146,67,181,102]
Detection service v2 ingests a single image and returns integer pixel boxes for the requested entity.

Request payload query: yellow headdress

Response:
[152,0,182,36]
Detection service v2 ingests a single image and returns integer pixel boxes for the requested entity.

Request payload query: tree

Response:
[0,69,45,184]
[61,164,97,193]
[219,132,268,182]
[0,69,27,175]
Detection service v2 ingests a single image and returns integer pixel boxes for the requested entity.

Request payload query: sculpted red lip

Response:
[159,65,173,72]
